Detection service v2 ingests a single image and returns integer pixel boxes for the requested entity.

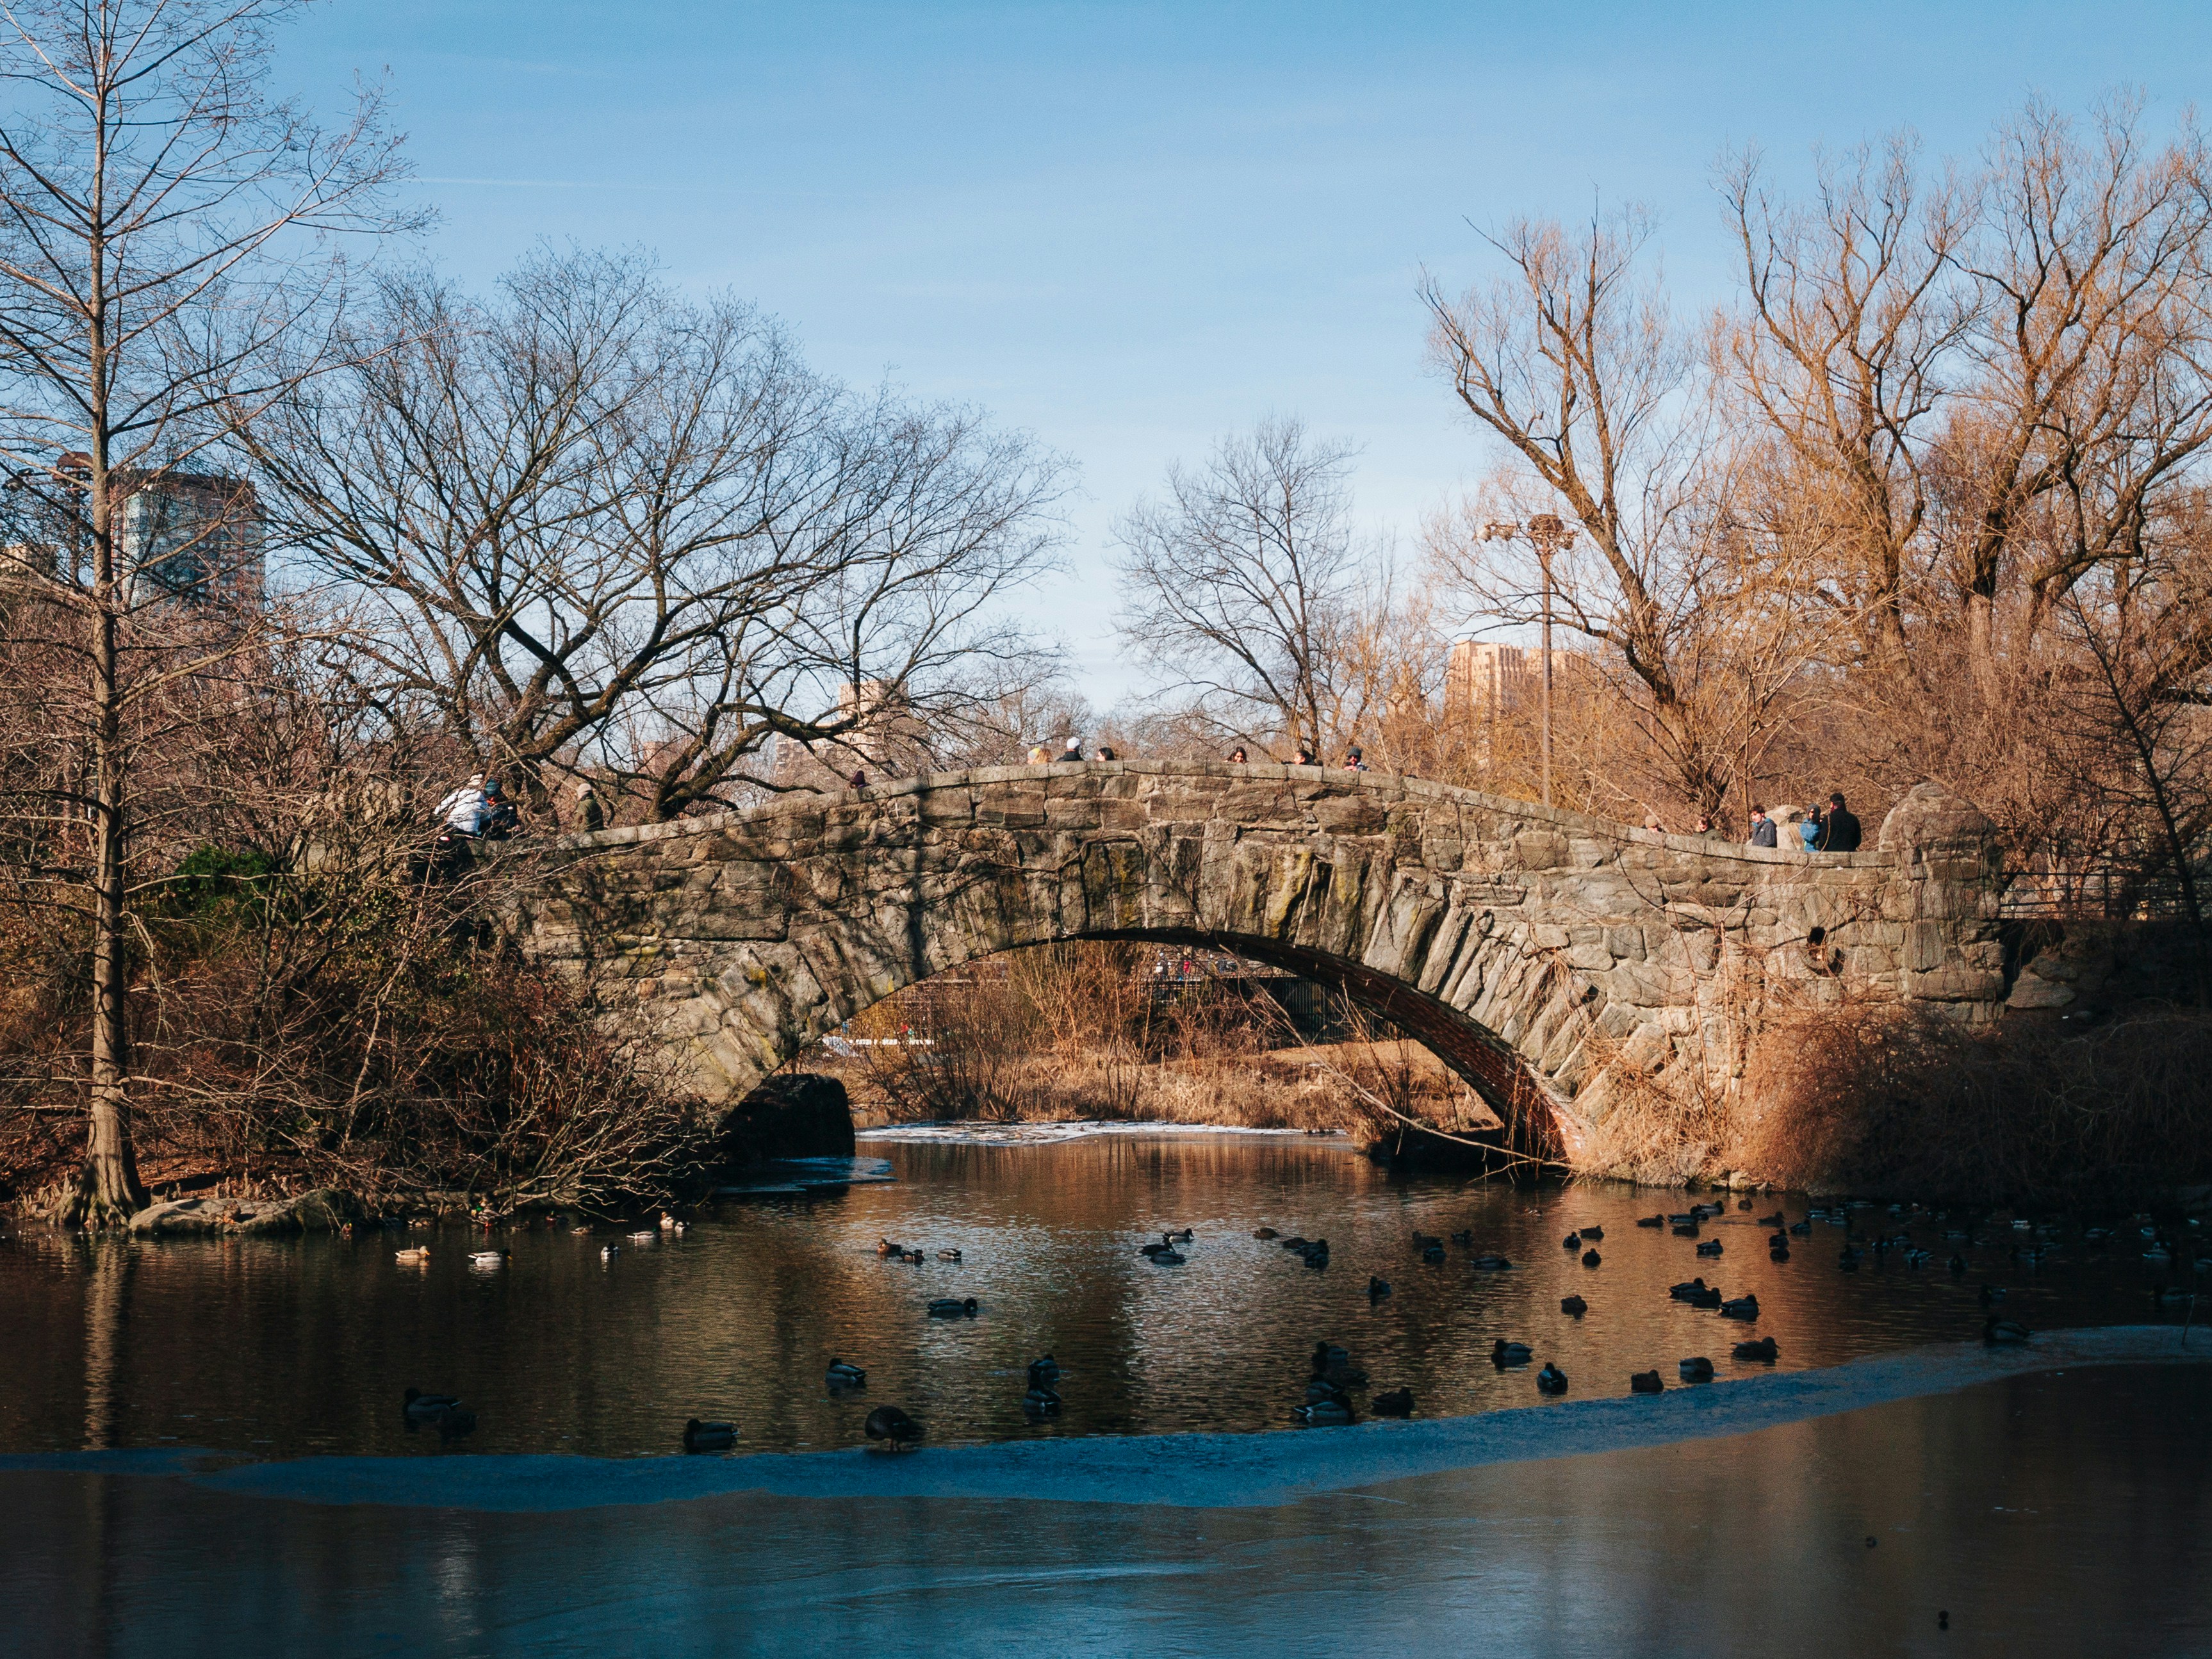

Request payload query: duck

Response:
[1139,1241,1168,1257]
[1295,1397,1355,1426]
[1667,1213,1699,1228]
[1560,1294,1588,1317]
[1165,1228,1194,1243]
[1978,1284,2006,1307]
[468,1250,507,1269]
[1368,1275,1393,1300]
[1636,1214,1666,1228]
[659,1213,679,1232]
[568,1225,591,1236]
[1788,1220,1811,1237]
[1471,1254,1512,1271]
[1450,1229,1475,1247]
[2154,1285,2195,1305]
[1668,1277,1709,1302]
[1718,1295,1760,1321]
[1536,1362,1569,1395]
[926,1296,979,1318]
[1421,1243,1446,1264]
[1023,1384,1063,1416]
[1687,1285,1723,1308]
[1370,1387,1415,1418]
[1491,1339,1533,1367]
[1767,1231,1792,1250]
[1678,1356,1716,1382]
[864,1405,924,1449]
[825,1359,867,1390]
[682,1418,737,1452]
[600,1243,619,1261]
[1253,1227,1280,1240]
[1578,1225,1605,1241]
[1947,1254,1968,1274]
[1630,1370,1665,1394]
[876,1239,904,1257]
[2145,1245,2175,1266]
[937,1249,962,1263]
[402,1387,462,1423]
[1769,1246,1792,1262]
[1304,1376,1350,1404]
[626,1230,655,1244]
[1562,1232,1582,1250]
[393,1246,430,1265]
[1152,1246,1187,1266]
[1732,1336,1780,1362]
[1695,1239,1723,1258]
[1582,1248,1603,1268]
[1297,1241,1330,1268]
[1028,1357,1061,1388]
[903,1248,926,1265]
[1757,1212,1785,1229]
[1983,1318,2031,1346]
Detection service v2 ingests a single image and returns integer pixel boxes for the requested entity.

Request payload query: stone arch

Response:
[513,764,2007,1159]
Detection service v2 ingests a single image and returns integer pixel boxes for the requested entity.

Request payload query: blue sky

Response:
[284,1,2212,705]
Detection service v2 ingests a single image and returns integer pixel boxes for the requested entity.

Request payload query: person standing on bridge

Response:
[1228,746,1248,764]
[437,774,489,838]
[1061,736,1084,762]
[575,780,605,834]
[1817,792,1862,853]
[1747,805,1778,849]
[1342,744,1367,771]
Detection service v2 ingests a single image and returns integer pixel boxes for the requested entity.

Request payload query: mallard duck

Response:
[1732,1336,1779,1362]
[1450,1229,1474,1247]
[1718,1295,1760,1321]
[1688,1286,1723,1308]
[1561,1294,1588,1316]
[568,1225,591,1236]
[1636,1214,1666,1228]
[1028,1356,1060,1387]
[1253,1227,1279,1240]
[1491,1339,1533,1366]
[1983,1318,2030,1345]
[876,1239,903,1257]
[600,1244,619,1261]
[1769,1246,1792,1262]
[468,1250,507,1268]
[1536,1362,1568,1394]
[659,1213,678,1232]
[824,1357,867,1389]
[1767,1231,1790,1250]
[1165,1228,1194,1243]
[927,1296,979,1318]
[683,1418,737,1452]
[937,1249,962,1263]
[402,1387,461,1422]
[1695,1239,1723,1257]
[1630,1369,1664,1394]
[1023,1385,1063,1415]
[1152,1247,1186,1265]
[864,1405,922,1448]
[1668,1277,1708,1301]
[1471,1254,1512,1271]
[903,1249,926,1265]
[394,1246,430,1265]
[1421,1243,1445,1264]
[1562,1232,1582,1250]
[1679,1356,1716,1382]
[1295,1398,1354,1426]
[1368,1275,1393,1300]
[1757,1212,1785,1229]
[1578,1225,1604,1241]
[1582,1248,1602,1268]
[1370,1387,1414,1417]
[1947,1254,1968,1273]
[626,1230,655,1244]
[2154,1285,2194,1305]
[1978,1284,2006,1306]
[1667,1213,1698,1227]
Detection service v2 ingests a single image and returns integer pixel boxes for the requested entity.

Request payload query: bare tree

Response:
[0,0,411,1222]
[246,249,1069,822]
[1113,417,1373,758]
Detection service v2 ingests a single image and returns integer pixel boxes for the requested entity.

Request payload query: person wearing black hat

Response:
[1342,745,1367,771]
[1818,792,1861,852]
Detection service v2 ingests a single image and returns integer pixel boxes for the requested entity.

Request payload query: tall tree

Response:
[0,0,410,1222]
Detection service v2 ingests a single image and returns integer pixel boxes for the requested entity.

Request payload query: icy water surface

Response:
[0,1130,2201,1460]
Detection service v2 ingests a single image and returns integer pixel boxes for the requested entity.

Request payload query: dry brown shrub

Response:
[1735,1000,2212,1205]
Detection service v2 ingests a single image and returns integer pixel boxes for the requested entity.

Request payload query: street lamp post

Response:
[1479,514,1576,807]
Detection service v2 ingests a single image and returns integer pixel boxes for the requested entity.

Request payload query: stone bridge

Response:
[512,762,2010,1159]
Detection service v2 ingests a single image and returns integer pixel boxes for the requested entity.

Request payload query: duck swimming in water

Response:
[1637,1214,1666,1228]
[1368,1275,1393,1300]
[1695,1239,1724,1257]
[1679,1356,1716,1382]
[1732,1336,1780,1362]
[1028,1355,1061,1386]
[1578,1225,1605,1241]
[1253,1227,1279,1240]
[1295,1396,1355,1426]
[1718,1295,1760,1321]
[1582,1248,1603,1268]
[1536,1362,1569,1395]
[1560,1294,1588,1317]
[864,1405,924,1449]
[402,1387,461,1423]
[824,1359,867,1390]
[1983,1317,2031,1346]
[1630,1370,1664,1394]
[1471,1254,1512,1271]
[1370,1387,1414,1418]
[1668,1277,1710,1301]
[927,1296,979,1318]
[1491,1339,1533,1367]
[682,1418,737,1452]
[393,1246,430,1265]
[1562,1232,1582,1250]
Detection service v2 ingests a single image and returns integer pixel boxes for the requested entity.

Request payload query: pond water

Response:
[0,1130,2202,1462]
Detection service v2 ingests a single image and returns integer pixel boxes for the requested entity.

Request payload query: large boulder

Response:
[712,1073,856,1167]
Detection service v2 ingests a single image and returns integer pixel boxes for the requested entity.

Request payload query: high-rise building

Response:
[119,470,263,608]
[1446,639,1541,717]
[771,678,930,790]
